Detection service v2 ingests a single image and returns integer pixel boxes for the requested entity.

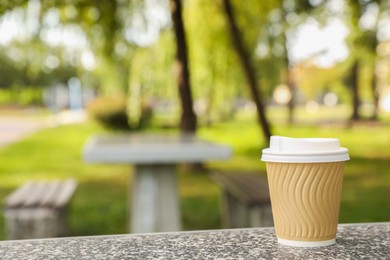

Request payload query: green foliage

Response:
[232,0,277,54]
[185,0,246,121]
[0,87,43,107]
[129,31,176,100]
[0,0,137,96]
[0,0,27,15]
[297,64,347,101]
[0,39,81,98]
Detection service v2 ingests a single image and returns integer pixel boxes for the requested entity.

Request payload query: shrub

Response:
[87,95,130,130]
[86,95,154,130]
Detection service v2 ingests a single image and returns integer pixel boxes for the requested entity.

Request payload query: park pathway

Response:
[0,110,87,148]
[0,116,46,148]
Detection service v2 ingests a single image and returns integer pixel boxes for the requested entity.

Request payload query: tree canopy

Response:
[0,0,390,123]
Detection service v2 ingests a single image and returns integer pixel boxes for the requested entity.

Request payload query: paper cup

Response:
[261,136,349,247]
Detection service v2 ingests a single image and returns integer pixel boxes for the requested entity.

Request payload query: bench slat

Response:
[5,181,35,208]
[23,182,51,207]
[53,180,77,208]
[5,180,77,209]
[40,181,63,207]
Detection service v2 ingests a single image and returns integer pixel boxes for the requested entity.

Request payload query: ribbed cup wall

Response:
[266,162,344,241]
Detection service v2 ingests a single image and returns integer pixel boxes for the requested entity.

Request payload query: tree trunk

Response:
[370,35,379,121]
[350,61,361,121]
[280,6,295,125]
[222,0,271,144]
[370,65,379,121]
[170,0,197,133]
[372,7,382,122]
[286,69,295,124]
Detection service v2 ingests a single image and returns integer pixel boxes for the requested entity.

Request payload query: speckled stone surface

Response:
[0,223,388,259]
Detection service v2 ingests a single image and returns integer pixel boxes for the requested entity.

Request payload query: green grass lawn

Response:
[0,107,389,239]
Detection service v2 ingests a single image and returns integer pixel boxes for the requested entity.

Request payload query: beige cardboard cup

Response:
[261,136,349,247]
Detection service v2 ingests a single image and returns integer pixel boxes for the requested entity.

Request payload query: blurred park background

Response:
[0,0,389,239]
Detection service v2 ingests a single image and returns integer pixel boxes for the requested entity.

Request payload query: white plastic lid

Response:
[261,136,349,163]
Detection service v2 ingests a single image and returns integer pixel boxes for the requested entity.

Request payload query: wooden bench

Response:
[212,172,273,228]
[4,179,77,240]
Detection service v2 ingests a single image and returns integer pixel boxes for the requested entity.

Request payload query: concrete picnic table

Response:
[82,133,231,233]
[0,222,388,259]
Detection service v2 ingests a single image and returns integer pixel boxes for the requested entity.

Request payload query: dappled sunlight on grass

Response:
[181,195,220,230]
[178,170,221,230]
[341,156,390,222]
[0,109,389,239]
[178,170,218,197]
[71,179,128,236]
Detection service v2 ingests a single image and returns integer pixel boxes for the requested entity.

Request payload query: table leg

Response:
[131,164,182,233]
